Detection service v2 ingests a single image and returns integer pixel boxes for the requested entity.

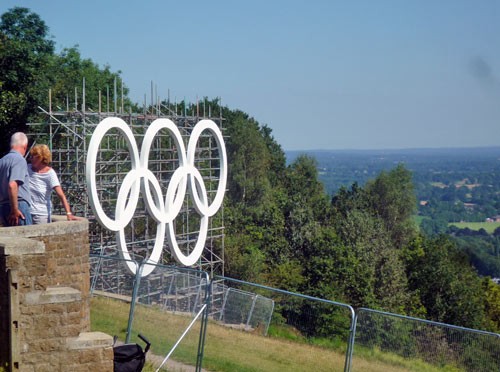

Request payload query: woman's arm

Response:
[53,185,78,221]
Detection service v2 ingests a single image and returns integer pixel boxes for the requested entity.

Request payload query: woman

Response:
[29,144,78,224]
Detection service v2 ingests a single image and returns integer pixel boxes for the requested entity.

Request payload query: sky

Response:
[1,0,500,151]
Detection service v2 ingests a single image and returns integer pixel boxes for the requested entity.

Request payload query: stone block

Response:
[5,255,23,269]
[24,287,81,305]
[67,331,114,350]
[57,324,82,338]
[28,339,62,353]
[0,238,45,256]
[33,276,49,291]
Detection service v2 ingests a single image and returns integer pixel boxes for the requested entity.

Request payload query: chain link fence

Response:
[211,281,275,335]
[350,308,500,372]
[211,276,356,372]
[89,255,210,371]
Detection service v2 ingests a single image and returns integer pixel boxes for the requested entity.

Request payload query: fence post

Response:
[125,262,142,343]
[90,255,103,293]
[194,280,202,314]
[246,294,259,331]
[264,300,275,336]
[219,286,230,321]
[345,310,358,372]
[196,274,211,372]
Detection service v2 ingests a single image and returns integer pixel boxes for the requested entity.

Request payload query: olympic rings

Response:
[86,117,227,275]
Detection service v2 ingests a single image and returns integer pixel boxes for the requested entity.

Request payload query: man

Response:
[0,132,32,226]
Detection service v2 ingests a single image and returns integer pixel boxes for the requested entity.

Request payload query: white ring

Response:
[187,120,227,216]
[86,117,141,231]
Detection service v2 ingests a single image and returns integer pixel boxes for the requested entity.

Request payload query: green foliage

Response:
[264,259,305,293]
[267,323,306,342]
[405,236,486,329]
[420,217,448,236]
[0,7,54,148]
[452,235,500,277]
[50,47,130,112]
[0,7,129,154]
[0,7,54,53]
[331,179,411,312]
[225,110,273,207]
[224,233,266,283]
[0,79,26,131]
[365,164,418,249]
[483,278,500,332]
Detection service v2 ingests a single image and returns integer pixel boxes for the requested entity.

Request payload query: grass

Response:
[449,221,500,234]
[91,296,462,372]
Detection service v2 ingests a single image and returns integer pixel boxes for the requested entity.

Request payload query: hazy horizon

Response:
[285,145,500,153]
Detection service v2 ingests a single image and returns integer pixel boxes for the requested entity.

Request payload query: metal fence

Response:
[212,276,356,372]
[350,308,500,372]
[90,254,139,299]
[89,257,500,372]
[211,280,275,336]
[89,255,210,371]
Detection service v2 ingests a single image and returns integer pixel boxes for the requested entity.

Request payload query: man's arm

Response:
[8,180,24,225]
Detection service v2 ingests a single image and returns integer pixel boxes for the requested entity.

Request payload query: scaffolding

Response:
[28,85,225,277]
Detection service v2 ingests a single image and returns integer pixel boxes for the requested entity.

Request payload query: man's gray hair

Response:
[10,132,28,147]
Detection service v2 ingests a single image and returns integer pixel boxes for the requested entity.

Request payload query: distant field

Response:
[449,221,500,234]
[413,215,424,225]
[430,182,447,188]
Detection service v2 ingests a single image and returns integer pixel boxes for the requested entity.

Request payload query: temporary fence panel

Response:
[216,286,274,335]
[210,276,356,372]
[89,255,141,342]
[130,262,210,371]
[90,254,139,296]
[90,256,211,371]
[350,308,500,372]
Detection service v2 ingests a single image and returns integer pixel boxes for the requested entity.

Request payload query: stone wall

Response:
[0,217,113,372]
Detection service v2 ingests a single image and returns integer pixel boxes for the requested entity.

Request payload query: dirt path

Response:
[146,352,209,372]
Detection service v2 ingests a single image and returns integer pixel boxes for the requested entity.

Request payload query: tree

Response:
[50,47,130,112]
[220,105,292,283]
[285,155,331,224]
[420,217,448,236]
[224,110,272,207]
[483,278,500,332]
[406,235,486,328]
[365,164,418,250]
[224,233,266,283]
[331,182,410,311]
[0,7,54,54]
[0,7,130,154]
[260,124,287,188]
[0,7,55,148]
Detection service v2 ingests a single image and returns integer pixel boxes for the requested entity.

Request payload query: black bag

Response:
[113,334,151,372]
